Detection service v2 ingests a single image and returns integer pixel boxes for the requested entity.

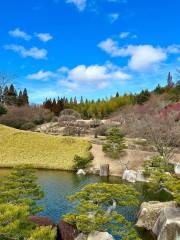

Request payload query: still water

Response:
[0,169,165,239]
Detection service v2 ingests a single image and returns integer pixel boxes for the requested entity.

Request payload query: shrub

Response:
[89,119,102,128]
[143,155,174,177]
[0,106,52,129]
[103,127,127,159]
[21,122,36,130]
[0,104,7,115]
[29,226,57,240]
[73,153,94,170]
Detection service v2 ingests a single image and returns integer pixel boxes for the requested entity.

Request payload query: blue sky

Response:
[0,0,180,103]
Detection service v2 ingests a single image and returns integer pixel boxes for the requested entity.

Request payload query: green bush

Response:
[103,127,127,159]
[0,104,7,115]
[143,155,174,177]
[73,153,94,170]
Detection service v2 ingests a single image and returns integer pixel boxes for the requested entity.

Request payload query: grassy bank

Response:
[0,124,91,170]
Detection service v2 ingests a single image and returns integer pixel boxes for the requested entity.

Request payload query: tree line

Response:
[0,84,29,106]
[43,72,180,119]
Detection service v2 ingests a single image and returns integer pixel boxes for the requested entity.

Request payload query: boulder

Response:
[77,169,86,175]
[152,207,180,240]
[100,164,109,177]
[136,201,176,231]
[122,169,149,183]
[122,169,137,183]
[87,231,114,240]
[175,163,180,175]
[59,220,78,240]
[75,233,88,240]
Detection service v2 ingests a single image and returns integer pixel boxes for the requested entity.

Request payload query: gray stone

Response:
[175,163,180,175]
[100,164,109,177]
[136,201,176,230]
[122,169,137,183]
[77,169,86,175]
[122,169,149,183]
[87,231,114,240]
[152,207,180,240]
[75,233,88,240]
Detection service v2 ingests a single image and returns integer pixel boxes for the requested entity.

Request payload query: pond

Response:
[1,168,170,240]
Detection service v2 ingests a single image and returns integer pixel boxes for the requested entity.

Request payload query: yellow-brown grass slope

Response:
[0,124,91,170]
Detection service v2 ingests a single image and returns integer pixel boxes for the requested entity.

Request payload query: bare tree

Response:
[129,112,180,161]
[0,72,16,103]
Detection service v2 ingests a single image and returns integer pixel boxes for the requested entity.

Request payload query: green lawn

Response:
[0,124,91,170]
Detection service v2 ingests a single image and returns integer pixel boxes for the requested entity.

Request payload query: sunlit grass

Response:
[0,124,91,170]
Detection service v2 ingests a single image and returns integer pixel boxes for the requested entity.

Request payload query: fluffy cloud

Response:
[36,33,53,42]
[59,63,131,90]
[9,28,31,41]
[4,44,47,59]
[27,70,56,80]
[98,38,172,71]
[108,13,119,23]
[66,0,86,11]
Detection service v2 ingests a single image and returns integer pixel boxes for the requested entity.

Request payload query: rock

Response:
[136,201,176,231]
[28,216,55,227]
[136,170,149,182]
[122,169,137,183]
[175,163,180,175]
[87,231,114,240]
[122,169,149,183]
[152,207,180,240]
[77,169,86,175]
[75,233,88,240]
[100,164,109,177]
[58,220,78,240]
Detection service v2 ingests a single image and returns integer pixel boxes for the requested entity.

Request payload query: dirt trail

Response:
[91,143,180,177]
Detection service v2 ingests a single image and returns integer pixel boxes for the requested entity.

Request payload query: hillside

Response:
[0,124,91,170]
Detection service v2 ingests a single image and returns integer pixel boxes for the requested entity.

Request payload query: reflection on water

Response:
[0,169,164,240]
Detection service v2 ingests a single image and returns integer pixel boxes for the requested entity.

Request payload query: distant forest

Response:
[1,72,180,119]
[43,72,180,118]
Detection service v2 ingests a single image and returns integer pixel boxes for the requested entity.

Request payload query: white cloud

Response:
[167,44,180,54]
[27,70,56,81]
[108,13,119,23]
[4,44,47,59]
[9,28,31,41]
[58,66,69,73]
[59,63,131,91]
[127,45,167,71]
[98,38,168,71]
[119,32,130,39]
[36,33,53,42]
[66,0,86,11]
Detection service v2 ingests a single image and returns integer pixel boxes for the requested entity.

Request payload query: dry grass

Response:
[0,124,91,170]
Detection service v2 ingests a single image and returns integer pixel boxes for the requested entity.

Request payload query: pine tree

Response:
[17,90,24,106]
[52,98,59,116]
[22,88,29,105]
[7,84,17,105]
[64,183,141,240]
[43,98,53,111]
[0,166,44,215]
[167,72,174,89]
[103,127,127,159]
